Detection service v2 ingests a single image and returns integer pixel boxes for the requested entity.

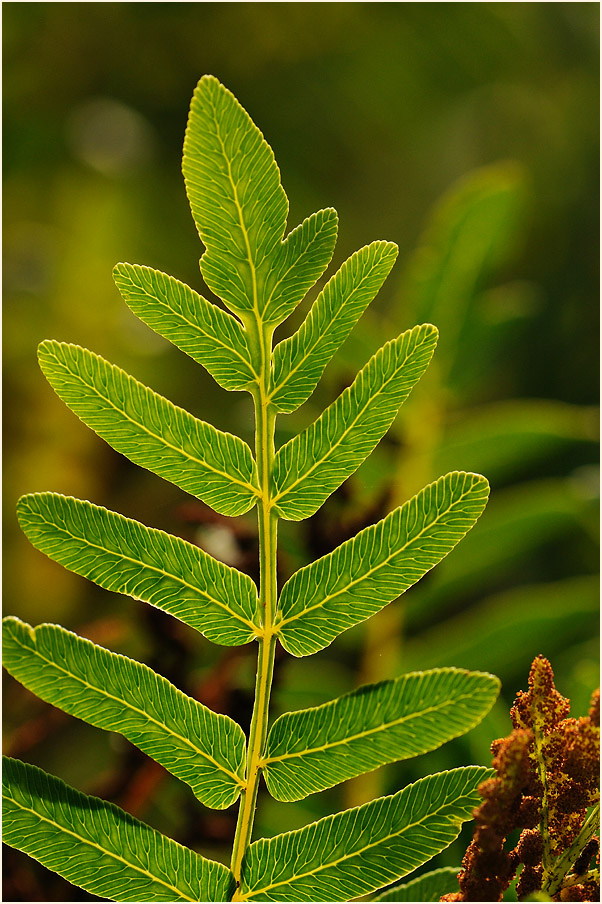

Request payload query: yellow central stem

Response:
[230,321,277,895]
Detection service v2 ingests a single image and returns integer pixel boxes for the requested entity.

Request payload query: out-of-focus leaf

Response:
[435,400,598,483]
[404,478,597,624]
[400,161,526,375]
[401,575,599,679]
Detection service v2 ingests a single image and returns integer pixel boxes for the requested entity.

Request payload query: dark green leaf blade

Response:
[17,493,259,645]
[261,208,338,324]
[270,241,398,412]
[372,866,461,902]
[263,668,499,800]
[239,767,490,902]
[3,757,235,902]
[3,618,246,808]
[183,74,288,319]
[272,324,438,520]
[277,471,489,656]
[113,263,257,391]
[38,340,260,516]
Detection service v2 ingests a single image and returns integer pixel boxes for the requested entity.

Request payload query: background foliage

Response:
[3,4,599,901]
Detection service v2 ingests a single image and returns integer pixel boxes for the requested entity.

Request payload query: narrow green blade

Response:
[273,324,438,520]
[277,472,489,656]
[183,75,288,319]
[403,162,525,376]
[38,340,260,516]
[262,668,499,800]
[3,618,246,808]
[239,767,490,902]
[372,866,461,902]
[270,241,398,412]
[17,493,259,645]
[3,757,235,902]
[261,208,339,325]
[113,263,257,392]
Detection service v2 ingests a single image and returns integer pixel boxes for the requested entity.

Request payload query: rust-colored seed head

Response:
[516,828,544,866]
[588,689,600,727]
[517,795,540,828]
[515,864,543,898]
[511,656,571,734]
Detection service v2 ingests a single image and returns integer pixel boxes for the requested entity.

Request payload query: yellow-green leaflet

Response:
[239,767,491,901]
[113,263,257,392]
[263,668,499,800]
[183,75,337,324]
[270,241,398,413]
[273,324,439,520]
[372,866,462,902]
[38,340,260,517]
[17,493,260,645]
[3,757,235,902]
[277,472,490,656]
[3,618,246,808]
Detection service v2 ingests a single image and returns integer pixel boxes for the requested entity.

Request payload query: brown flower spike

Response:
[442,657,599,902]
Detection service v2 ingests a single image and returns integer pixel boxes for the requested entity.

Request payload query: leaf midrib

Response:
[29,503,258,634]
[9,630,245,788]
[277,479,479,633]
[47,345,260,498]
[263,690,477,767]
[240,781,474,899]
[273,332,431,507]
[208,93,261,323]
[4,793,198,902]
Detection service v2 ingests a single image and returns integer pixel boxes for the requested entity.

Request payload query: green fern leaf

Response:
[277,472,489,656]
[239,766,490,901]
[372,866,461,902]
[273,324,438,520]
[17,493,259,645]
[260,208,339,325]
[3,618,246,808]
[3,757,235,902]
[262,668,499,800]
[270,241,398,412]
[38,340,260,516]
[183,75,288,320]
[113,263,257,391]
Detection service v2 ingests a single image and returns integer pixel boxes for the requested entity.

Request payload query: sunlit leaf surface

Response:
[3,618,246,808]
[277,471,489,655]
[3,757,235,902]
[17,493,260,645]
[239,767,490,901]
[38,340,259,516]
[263,668,499,800]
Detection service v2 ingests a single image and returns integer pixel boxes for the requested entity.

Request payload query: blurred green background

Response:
[3,3,599,901]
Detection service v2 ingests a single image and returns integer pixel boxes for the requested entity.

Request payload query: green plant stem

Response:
[544,802,600,897]
[230,330,278,892]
